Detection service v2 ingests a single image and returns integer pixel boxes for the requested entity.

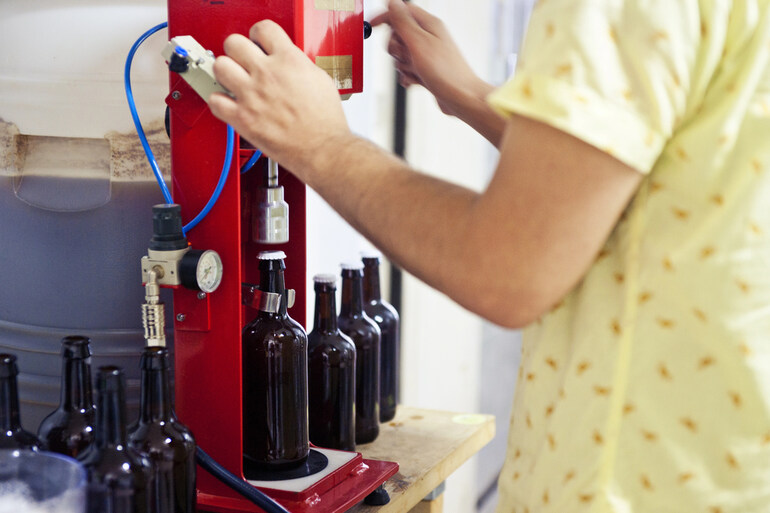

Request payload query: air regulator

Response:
[140,204,223,346]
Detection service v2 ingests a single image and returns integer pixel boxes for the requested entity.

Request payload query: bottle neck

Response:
[140,366,173,423]
[259,265,288,317]
[95,388,127,447]
[340,271,365,316]
[61,357,93,412]
[313,285,338,333]
[0,376,21,431]
[362,262,382,303]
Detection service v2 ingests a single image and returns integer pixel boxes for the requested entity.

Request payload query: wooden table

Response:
[350,406,496,513]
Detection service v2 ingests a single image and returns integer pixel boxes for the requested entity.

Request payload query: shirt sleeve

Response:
[488,0,703,174]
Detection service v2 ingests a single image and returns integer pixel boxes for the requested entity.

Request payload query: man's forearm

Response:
[297,131,554,329]
[296,115,643,329]
[303,135,482,306]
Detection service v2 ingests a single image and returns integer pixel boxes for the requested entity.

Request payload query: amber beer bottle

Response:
[0,354,41,450]
[242,251,309,471]
[38,336,96,458]
[338,262,381,444]
[129,347,196,513]
[308,274,356,451]
[81,366,151,513]
[361,251,401,422]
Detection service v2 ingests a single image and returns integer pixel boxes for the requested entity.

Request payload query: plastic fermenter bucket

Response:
[0,0,173,428]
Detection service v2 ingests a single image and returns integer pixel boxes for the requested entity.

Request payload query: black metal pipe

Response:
[389,74,407,320]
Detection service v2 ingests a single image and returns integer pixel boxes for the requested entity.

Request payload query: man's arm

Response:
[306,117,642,328]
[210,21,643,328]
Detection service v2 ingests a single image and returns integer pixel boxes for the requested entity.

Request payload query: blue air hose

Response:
[124,21,237,235]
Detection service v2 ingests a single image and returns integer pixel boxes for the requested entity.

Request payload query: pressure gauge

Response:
[180,249,223,293]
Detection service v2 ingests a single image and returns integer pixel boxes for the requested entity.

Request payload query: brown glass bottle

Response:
[0,353,41,450]
[38,336,96,458]
[129,347,196,513]
[338,263,381,444]
[362,252,401,423]
[80,366,151,513]
[308,274,356,451]
[242,251,309,471]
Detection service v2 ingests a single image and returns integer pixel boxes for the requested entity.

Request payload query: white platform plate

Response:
[247,448,358,493]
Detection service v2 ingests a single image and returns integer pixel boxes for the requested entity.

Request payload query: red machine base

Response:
[198,453,398,513]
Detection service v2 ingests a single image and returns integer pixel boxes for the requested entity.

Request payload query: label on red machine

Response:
[314,0,355,11]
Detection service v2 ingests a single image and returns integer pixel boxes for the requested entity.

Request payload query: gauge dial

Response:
[180,249,224,293]
[195,250,223,293]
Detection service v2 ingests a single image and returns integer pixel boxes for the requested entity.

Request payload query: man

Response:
[211,0,770,510]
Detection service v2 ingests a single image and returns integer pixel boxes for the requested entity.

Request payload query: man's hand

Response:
[371,0,505,145]
[371,0,488,115]
[209,20,352,176]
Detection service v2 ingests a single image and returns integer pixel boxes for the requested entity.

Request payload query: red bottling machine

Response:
[162,1,397,511]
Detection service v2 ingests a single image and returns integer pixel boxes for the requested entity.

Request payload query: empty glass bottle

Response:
[308,274,356,451]
[0,353,41,450]
[38,336,96,458]
[242,251,309,471]
[129,347,196,513]
[338,262,381,444]
[362,251,401,423]
[81,366,151,513]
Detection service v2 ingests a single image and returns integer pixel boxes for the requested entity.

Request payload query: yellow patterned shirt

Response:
[487,1,770,512]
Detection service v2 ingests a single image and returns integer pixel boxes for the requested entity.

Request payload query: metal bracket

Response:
[141,248,188,287]
[287,289,296,309]
[242,284,296,313]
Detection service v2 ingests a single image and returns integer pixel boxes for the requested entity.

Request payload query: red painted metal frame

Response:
[166,1,396,512]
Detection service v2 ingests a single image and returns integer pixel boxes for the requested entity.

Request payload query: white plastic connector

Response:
[254,160,290,245]
[161,35,232,102]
